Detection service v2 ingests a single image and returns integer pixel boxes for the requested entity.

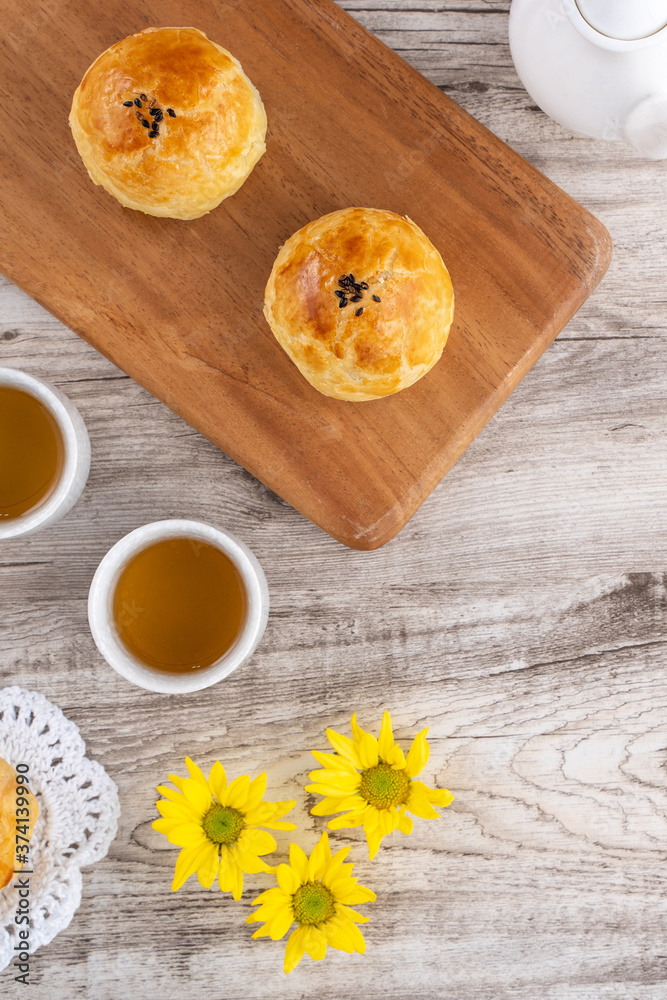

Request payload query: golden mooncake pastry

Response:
[69,26,267,220]
[264,207,455,401]
[0,757,39,890]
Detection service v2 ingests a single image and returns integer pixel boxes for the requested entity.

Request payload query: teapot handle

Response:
[625,95,667,160]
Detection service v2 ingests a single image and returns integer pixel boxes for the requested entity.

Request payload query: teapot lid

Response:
[577,0,667,40]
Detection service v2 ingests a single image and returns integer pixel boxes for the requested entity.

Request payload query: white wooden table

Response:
[1,2,666,997]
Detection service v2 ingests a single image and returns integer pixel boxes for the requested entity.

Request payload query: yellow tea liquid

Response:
[0,386,64,520]
[112,538,246,673]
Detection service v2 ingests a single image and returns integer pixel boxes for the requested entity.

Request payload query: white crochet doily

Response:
[0,687,120,969]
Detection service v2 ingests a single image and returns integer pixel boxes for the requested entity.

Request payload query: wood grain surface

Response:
[0,0,611,549]
[1,1,666,998]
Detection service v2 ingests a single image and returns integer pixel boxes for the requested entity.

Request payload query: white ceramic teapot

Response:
[509,0,667,159]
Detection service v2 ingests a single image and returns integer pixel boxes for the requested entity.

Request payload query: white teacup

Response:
[0,368,91,539]
[88,519,270,694]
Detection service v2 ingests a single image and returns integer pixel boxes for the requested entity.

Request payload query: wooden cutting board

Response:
[0,0,611,550]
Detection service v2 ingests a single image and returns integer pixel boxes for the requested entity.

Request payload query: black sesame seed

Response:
[141,119,150,128]
[123,100,134,107]
[135,111,143,120]
[360,282,369,289]
[140,93,147,101]
[334,290,345,299]
[148,130,158,138]
[348,273,355,282]
[149,108,159,116]
[134,98,142,108]
[339,298,348,308]
[372,295,381,302]
[350,295,362,303]
[154,112,163,123]
[355,307,363,316]
[167,108,176,117]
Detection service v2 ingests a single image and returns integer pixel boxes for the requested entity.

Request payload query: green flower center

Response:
[202,803,245,846]
[292,881,335,925]
[360,762,410,810]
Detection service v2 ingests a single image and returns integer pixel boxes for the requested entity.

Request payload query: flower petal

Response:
[235,847,273,874]
[325,915,356,953]
[208,761,227,802]
[270,799,298,820]
[164,823,208,848]
[356,732,379,770]
[249,887,290,911]
[428,786,454,808]
[222,774,251,810]
[289,842,309,881]
[309,770,361,792]
[365,825,384,861]
[245,772,267,811]
[277,863,300,895]
[344,919,367,954]
[250,922,273,939]
[361,806,380,833]
[239,828,276,857]
[387,744,407,769]
[320,845,351,888]
[152,817,179,835]
[284,926,309,974]
[156,799,201,823]
[405,728,430,777]
[251,901,290,925]
[407,780,441,819]
[333,881,376,905]
[377,711,394,761]
[181,777,212,815]
[336,902,372,924]
[310,796,347,817]
[307,832,331,880]
[172,840,216,892]
[185,757,209,788]
[311,750,359,775]
[377,807,399,837]
[246,799,296,830]
[306,780,361,798]
[350,713,365,744]
[327,810,366,831]
[196,842,220,889]
[156,785,192,807]
[304,926,327,962]
[260,818,297,832]
[336,794,366,812]
[326,727,362,768]
[267,905,294,941]
[218,857,244,899]
[326,865,355,894]
[396,811,414,835]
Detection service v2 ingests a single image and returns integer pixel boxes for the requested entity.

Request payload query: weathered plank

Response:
[1,1,666,996]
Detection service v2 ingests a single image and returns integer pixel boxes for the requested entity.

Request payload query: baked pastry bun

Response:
[264,208,455,401]
[69,27,267,220]
[0,757,39,890]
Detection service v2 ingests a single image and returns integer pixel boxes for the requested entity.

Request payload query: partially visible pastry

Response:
[69,27,267,220]
[0,757,39,890]
[264,208,455,401]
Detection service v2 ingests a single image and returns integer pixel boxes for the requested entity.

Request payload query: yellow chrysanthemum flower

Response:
[247,831,375,973]
[306,711,453,859]
[153,756,296,899]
